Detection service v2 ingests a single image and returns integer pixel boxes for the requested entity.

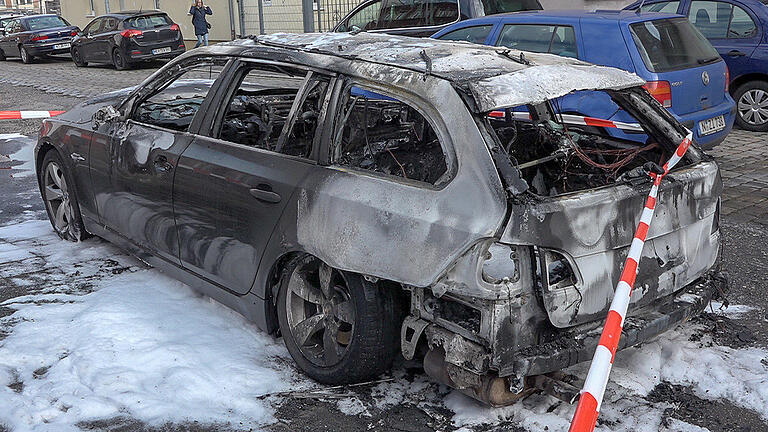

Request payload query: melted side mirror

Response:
[92,105,121,130]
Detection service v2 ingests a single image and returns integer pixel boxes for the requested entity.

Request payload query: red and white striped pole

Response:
[0,111,65,120]
[569,132,694,432]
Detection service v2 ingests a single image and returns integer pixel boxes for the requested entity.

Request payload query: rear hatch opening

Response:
[488,87,721,329]
[485,87,698,198]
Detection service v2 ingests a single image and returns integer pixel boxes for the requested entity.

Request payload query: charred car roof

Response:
[191,32,646,112]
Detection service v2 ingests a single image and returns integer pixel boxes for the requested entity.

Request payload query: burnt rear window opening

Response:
[485,89,692,198]
[332,86,449,185]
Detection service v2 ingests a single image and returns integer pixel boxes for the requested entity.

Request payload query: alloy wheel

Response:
[43,161,73,235]
[20,47,28,63]
[285,259,356,367]
[738,89,768,126]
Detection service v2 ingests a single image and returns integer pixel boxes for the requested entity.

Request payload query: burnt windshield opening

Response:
[485,88,692,198]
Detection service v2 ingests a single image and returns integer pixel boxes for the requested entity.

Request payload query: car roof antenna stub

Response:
[636,0,646,13]
[420,49,432,81]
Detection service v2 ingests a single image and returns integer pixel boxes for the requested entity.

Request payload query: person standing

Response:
[190,0,213,48]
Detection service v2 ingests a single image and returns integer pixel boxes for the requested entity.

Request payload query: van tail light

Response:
[643,80,672,108]
[30,35,48,41]
[170,24,180,32]
[725,66,730,93]
[121,29,143,38]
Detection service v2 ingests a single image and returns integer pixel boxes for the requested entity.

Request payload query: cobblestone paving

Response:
[709,130,768,226]
[0,56,160,98]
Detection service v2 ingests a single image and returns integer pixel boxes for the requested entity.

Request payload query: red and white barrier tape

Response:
[491,110,644,132]
[568,132,694,432]
[0,111,65,120]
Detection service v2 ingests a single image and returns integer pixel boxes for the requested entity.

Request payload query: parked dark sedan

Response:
[0,14,79,63]
[71,10,185,70]
[35,35,725,406]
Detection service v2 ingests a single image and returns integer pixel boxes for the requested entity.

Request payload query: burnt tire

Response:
[112,49,130,70]
[19,46,32,64]
[277,254,400,385]
[71,47,87,67]
[39,150,90,242]
[733,80,768,132]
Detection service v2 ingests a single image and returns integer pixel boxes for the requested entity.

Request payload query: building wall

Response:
[60,0,240,45]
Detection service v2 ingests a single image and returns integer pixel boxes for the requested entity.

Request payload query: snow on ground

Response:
[0,221,310,432]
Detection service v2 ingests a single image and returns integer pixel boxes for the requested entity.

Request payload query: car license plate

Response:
[698,115,726,136]
[152,47,171,55]
[53,43,70,50]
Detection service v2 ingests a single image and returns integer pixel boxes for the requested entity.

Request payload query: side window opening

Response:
[687,1,755,39]
[132,60,227,132]
[497,24,578,58]
[332,85,448,185]
[639,1,680,13]
[437,25,494,44]
[217,65,329,158]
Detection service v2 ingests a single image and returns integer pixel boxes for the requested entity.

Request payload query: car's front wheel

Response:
[19,46,33,64]
[71,47,87,67]
[277,255,400,385]
[112,49,130,70]
[734,80,768,132]
[40,151,89,241]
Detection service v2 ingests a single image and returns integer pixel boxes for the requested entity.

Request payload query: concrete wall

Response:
[60,0,241,45]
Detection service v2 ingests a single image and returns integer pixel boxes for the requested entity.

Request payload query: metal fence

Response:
[240,0,361,35]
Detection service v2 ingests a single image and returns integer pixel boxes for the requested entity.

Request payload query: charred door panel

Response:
[173,138,312,294]
[295,74,508,287]
[99,121,193,263]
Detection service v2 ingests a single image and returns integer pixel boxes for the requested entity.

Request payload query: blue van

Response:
[433,10,736,148]
[625,0,768,131]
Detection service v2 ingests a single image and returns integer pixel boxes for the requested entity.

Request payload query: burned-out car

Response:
[35,33,726,405]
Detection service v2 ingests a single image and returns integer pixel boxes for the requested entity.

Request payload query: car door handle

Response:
[153,155,173,172]
[728,50,746,57]
[249,186,281,203]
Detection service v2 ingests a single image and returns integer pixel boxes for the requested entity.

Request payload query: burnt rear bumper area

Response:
[500,270,728,378]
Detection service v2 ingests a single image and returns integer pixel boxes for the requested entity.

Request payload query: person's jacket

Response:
[190,5,212,35]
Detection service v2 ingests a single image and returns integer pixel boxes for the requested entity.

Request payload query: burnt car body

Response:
[35,33,726,405]
[0,14,79,63]
[70,10,185,70]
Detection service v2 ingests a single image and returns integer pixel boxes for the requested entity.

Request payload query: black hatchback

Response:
[71,10,185,70]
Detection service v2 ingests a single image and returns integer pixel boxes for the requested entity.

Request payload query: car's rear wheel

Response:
[40,151,89,241]
[277,254,400,385]
[19,46,33,64]
[112,49,130,70]
[71,47,87,67]
[734,80,768,132]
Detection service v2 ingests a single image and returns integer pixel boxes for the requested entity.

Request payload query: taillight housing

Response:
[70,30,78,36]
[725,66,730,93]
[30,35,48,41]
[170,24,180,32]
[643,80,672,108]
[120,29,143,38]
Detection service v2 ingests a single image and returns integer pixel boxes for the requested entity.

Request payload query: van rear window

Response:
[125,14,172,30]
[630,18,720,72]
